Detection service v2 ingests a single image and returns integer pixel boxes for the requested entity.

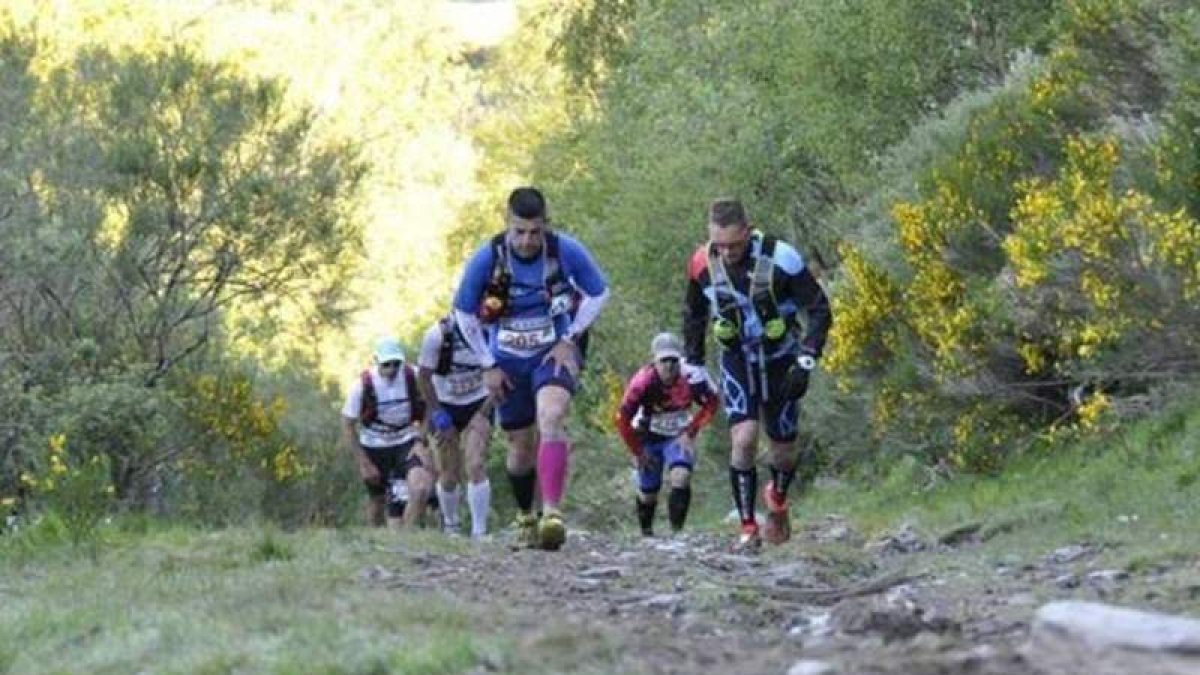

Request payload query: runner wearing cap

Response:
[614,332,720,536]
[340,336,434,529]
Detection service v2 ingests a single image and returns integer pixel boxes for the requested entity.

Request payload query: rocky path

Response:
[361,517,1200,674]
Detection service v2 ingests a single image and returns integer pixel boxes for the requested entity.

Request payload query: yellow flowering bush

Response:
[824,1,1200,469]
[180,373,310,485]
[825,244,901,381]
[1006,135,1200,370]
[20,433,115,545]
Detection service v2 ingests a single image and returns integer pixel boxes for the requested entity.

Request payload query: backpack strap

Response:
[405,365,425,423]
[435,316,455,375]
[359,369,377,425]
[479,233,512,322]
[543,230,568,293]
[750,234,785,342]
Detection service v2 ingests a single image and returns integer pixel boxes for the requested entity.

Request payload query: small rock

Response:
[830,593,958,642]
[578,565,627,580]
[787,611,833,639]
[1045,544,1094,565]
[1054,573,1080,589]
[569,579,607,593]
[825,525,852,541]
[1085,569,1129,585]
[635,593,682,611]
[786,659,834,675]
[958,644,998,663]
[654,540,688,554]
[358,565,394,582]
[865,523,928,556]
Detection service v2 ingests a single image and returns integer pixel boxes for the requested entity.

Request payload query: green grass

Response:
[0,527,503,675]
[4,400,1198,673]
[799,398,1200,573]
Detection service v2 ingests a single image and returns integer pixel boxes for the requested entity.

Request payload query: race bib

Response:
[648,410,691,437]
[497,316,557,356]
[361,400,415,447]
[377,401,411,428]
[446,370,484,397]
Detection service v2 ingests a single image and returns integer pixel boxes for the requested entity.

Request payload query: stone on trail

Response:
[865,523,928,556]
[577,565,627,580]
[1029,601,1200,675]
[786,659,834,675]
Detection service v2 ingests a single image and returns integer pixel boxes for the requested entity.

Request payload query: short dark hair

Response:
[508,187,547,220]
[708,198,747,228]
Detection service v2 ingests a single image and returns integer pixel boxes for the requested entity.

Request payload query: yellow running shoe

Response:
[538,509,566,551]
[515,512,539,549]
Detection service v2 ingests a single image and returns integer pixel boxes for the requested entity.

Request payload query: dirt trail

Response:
[362,518,1192,674]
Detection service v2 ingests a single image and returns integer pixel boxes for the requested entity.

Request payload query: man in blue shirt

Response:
[452,187,610,550]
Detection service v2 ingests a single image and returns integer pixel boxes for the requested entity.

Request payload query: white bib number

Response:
[648,410,691,437]
[447,371,483,397]
[497,317,557,356]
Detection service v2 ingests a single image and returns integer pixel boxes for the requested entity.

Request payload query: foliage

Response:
[0,13,366,523]
[825,0,1200,469]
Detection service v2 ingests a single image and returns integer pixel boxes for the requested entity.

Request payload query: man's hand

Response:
[543,339,581,378]
[676,433,696,461]
[782,350,817,400]
[412,441,435,471]
[484,366,512,402]
[430,407,455,446]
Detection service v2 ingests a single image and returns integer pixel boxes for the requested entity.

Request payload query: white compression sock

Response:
[437,483,461,531]
[467,479,491,537]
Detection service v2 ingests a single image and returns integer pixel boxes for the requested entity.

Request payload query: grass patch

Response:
[0,527,485,675]
[799,398,1200,571]
[0,525,625,675]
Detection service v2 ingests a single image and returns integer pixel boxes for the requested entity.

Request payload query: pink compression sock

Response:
[537,440,570,506]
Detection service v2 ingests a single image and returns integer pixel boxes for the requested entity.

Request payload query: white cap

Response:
[650,332,683,361]
[373,337,406,363]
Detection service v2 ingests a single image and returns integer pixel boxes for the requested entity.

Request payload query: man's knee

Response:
[506,427,537,471]
[466,455,486,482]
[669,467,691,488]
[536,398,570,431]
[407,466,434,495]
[730,438,756,468]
